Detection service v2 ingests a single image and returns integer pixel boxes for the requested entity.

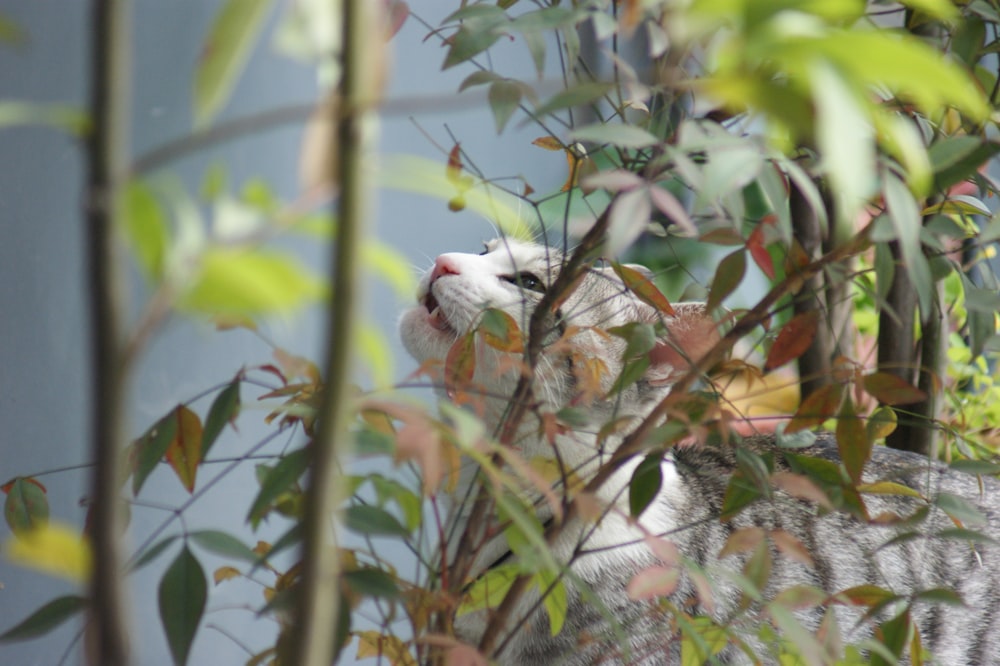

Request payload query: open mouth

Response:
[423,290,454,333]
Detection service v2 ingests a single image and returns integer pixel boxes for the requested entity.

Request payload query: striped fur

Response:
[399,239,1000,665]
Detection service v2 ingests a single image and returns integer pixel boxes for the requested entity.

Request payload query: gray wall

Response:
[0,1,559,664]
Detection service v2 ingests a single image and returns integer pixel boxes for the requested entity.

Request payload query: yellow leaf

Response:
[380,154,534,240]
[164,405,203,493]
[355,630,417,666]
[4,522,91,583]
[214,565,242,584]
[180,248,325,318]
[457,564,519,617]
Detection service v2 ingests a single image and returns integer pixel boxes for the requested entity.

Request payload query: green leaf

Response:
[158,546,207,666]
[119,180,170,281]
[133,411,180,496]
[0,101,88,135]
[190,530,258,563]
[193,0,272,126]
[837,399,870,485]
[608,357,650,396]
[344,504,411,538]
[0,595,87,642]
[965,286,1000,313]
[912,587,965,607]
[608,322,657,361]
[343,568,400,600]
[488,80,522,133]
[720,472,763,521]
[458,563,519,616]
[510,6,578,31]
[129,535,180,572]
[180,248,325,317]
[4,478,49,533]
[201,379,240,459]
[707,249,746,311]
[458,70,501,92]
[928,138,1000,191]
[629,454,663,518]
[568,122,659,149]
[532,82,613,118]
[872,610,910,666]
[935,492,987,527]
[247,447,309,528]
[443,24,502,69]
[479,307,524,352]
[535,568,568,636]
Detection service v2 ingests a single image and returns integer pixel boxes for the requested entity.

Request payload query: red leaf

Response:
[786,383,845,433]
[862,372,928,406]
[747,223,776,280]
[446,143,463,183]
[765,310,819,372]
[164,406,204,494]
[611,263,675,315]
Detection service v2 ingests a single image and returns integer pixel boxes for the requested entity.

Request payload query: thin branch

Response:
[85,0,132,664]
[292,1,375,664]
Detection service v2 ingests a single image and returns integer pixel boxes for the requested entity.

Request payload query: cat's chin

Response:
[399,305,460,360]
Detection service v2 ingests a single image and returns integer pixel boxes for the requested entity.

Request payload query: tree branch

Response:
[85,0,132,664]
[292,2,376,665]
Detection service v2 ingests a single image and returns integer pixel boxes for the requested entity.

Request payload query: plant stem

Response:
[292,1,375,664]
[85,0,132,664]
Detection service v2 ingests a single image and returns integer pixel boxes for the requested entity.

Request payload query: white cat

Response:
[399,238,1000,665]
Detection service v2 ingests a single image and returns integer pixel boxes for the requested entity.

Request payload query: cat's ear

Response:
[646,302,722,386]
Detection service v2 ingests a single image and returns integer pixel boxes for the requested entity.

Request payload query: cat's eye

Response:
[501,272,546,294]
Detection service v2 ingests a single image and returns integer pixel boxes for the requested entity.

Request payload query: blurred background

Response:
[0,1,565,663]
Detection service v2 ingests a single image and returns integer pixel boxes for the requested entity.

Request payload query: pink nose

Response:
[430,255,461,283]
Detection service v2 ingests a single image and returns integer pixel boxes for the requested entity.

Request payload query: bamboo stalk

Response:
[292,1,375,664]
[85,0,132,664]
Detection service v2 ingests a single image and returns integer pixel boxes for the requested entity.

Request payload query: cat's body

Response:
[399,238,1000,665]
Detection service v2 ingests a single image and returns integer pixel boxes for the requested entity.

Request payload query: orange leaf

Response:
[626,565,680,601]
[531,136,563,151]
[765,310,819,372]
[612,262,675,315]
[164,405,204,494]
[2,477,46,494]
[786,383,844,433]
[445,331,476,397]
[214,565,242,584]
[478,308,524,353]
[862,372,928,406]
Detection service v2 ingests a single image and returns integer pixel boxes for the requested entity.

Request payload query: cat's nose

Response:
[430,255,461,284]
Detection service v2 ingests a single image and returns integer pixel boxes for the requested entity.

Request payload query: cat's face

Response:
[399,238,719,426]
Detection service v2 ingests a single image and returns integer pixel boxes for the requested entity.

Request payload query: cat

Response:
[398,237,1000,665]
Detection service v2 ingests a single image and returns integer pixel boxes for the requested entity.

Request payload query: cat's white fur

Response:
[399,238,718,661]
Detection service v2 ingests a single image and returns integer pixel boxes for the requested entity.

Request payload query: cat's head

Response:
[399,238,720,429]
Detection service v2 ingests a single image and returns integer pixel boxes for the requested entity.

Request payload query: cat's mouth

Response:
[422,291,455,333]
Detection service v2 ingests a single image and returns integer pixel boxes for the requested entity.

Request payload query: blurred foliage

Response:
[4,1,1000,665]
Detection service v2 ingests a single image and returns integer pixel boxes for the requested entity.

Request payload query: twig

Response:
[84,0,132,663]
[291,1,375,664]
